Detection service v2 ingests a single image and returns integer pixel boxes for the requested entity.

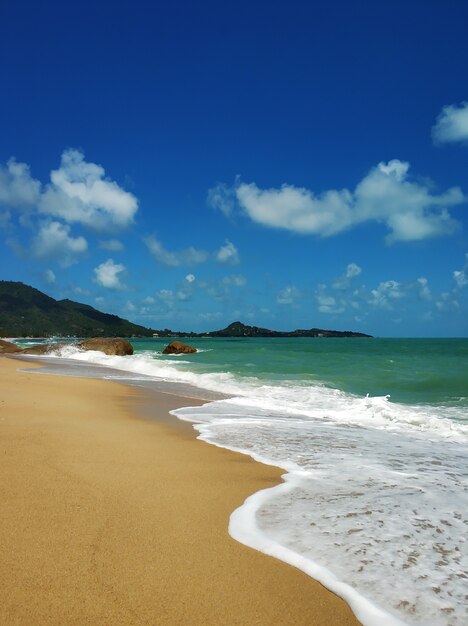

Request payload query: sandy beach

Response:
[0,356,359,625]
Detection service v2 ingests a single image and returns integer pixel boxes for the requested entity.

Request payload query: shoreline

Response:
[0,356,359,625]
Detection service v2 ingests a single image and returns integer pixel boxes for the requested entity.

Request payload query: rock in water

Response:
[162,341,197,354]
[78,337,134,356]
[0,339,22,354]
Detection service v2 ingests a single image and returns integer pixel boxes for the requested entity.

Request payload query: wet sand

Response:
[0,356,359,625]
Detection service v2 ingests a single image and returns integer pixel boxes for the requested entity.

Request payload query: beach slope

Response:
[0,357,359,625]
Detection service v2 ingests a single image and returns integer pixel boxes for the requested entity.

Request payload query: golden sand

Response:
[0,357,359,625]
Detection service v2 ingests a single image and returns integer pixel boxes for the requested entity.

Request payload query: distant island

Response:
[180,320,372,339]
[0,281,372,338]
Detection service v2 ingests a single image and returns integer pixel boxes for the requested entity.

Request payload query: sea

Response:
[12,336,468,626]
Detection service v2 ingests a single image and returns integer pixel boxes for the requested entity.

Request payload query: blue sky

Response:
[1,0,468,336]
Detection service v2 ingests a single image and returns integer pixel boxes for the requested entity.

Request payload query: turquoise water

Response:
[130,337,468,409]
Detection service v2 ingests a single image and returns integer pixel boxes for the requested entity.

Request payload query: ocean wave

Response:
[27,345,468,442]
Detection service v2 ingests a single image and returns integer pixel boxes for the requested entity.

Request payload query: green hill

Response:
[0,281,154,337]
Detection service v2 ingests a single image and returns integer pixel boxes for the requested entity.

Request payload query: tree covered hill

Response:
[0,281,154,337]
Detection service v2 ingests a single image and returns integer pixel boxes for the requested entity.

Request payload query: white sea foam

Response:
[29,345,468,441]
[228,478,408,626]
[174,402,468,626]
[26,345,468,625]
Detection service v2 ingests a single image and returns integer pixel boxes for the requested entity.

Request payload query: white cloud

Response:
[38,149,138,231]
[333,262,362,289]
[32,221,88,267]
[144,235,208,267]
[432,102,468,144]
[416,277,432,301]
[44,269,56,284]
[185,274,195,283]
[436,292,460,312]
[143,296,155,304]
[156,289,175,303]
[211,160,464,242]
[216,240,240,265]
[222,274,246,287]
[235,181,352,237]
[99,238,124,251]
[369,280,405,308]
[317,292,345,314]
[0,158,41,210]
[453,253,468,288]
[94,258,126,289]
[0,150,138,233]
[277,285,301,304]
[155,286,193,305]
[316,284,346,314]
[207,182,236,217]
[346,262,362,279]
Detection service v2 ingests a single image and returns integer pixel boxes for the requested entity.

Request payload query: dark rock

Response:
[21,343,66,355]
[0,339,22,354]
[162,341,197,355]
[78,337,134,356]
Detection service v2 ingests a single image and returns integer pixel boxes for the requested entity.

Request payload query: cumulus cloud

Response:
[99,238,124,251]
[0,158,41,210]
[94,258,126,289]
[209,160,464,242]
[185,274,196,283]
[155,279,197,305]
[0,150,138,233]
[453,253,468,288]
[32,221,88,267]
[369,280,405,308]
[416,277,432,301]
[333,262,362,290]
[216,240,240,265]
[318,269,461,319]
[277,285,301,305]
[154,288,192,306]
[144,235,208,267]
[432,102,468,144]
[38,149,138,231]
[317,292,345,314]
[346,263,362,279]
